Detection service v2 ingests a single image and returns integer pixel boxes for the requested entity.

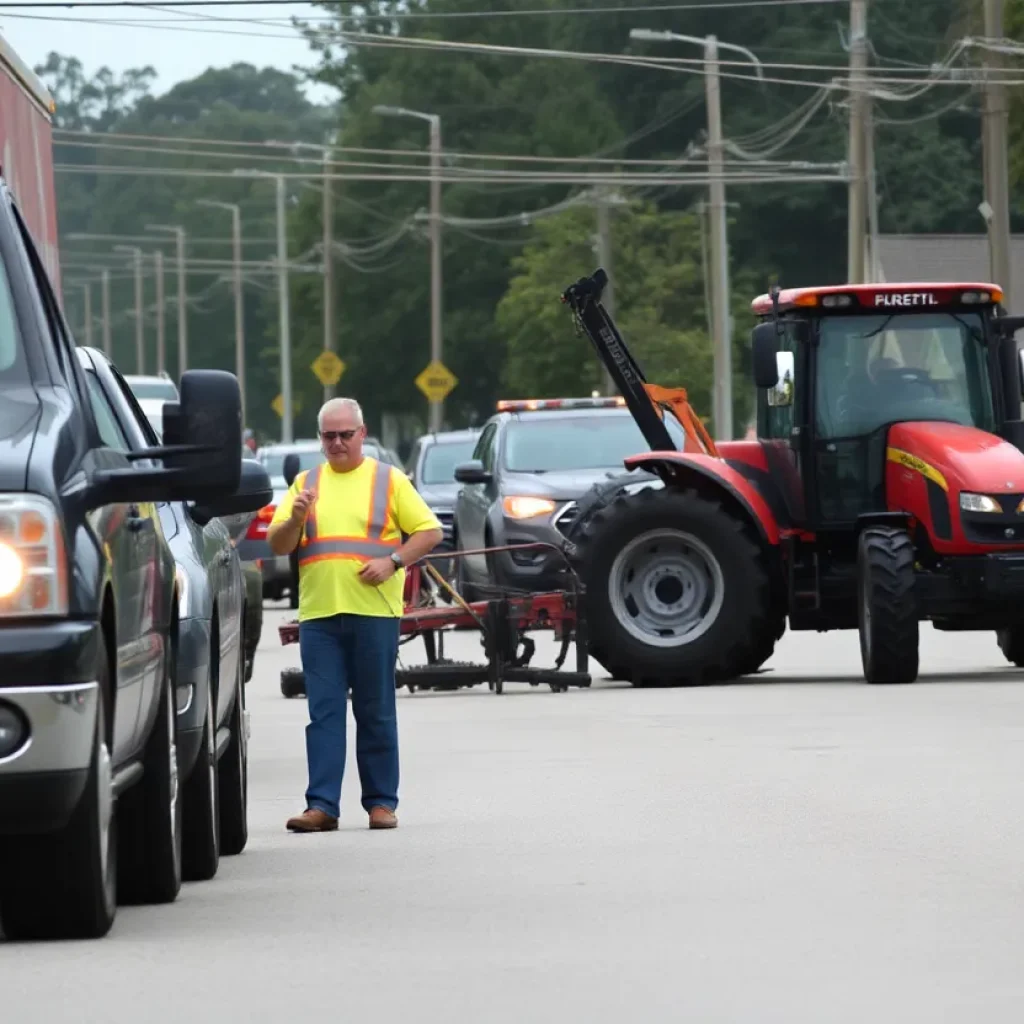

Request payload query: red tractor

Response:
[561,270,1024,685]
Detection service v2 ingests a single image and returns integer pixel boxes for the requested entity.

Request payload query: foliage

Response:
[40,0,1004,447]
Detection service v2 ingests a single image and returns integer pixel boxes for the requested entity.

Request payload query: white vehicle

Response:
[124,373,179,439]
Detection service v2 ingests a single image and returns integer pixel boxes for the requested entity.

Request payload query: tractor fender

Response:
[623,451,781,546]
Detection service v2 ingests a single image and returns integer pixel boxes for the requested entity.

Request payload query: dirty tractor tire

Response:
[572,487,775,687]
[995,626,1024,667]
[857,526,919,684]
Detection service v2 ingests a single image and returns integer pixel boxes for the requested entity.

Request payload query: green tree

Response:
[495,200,756,435]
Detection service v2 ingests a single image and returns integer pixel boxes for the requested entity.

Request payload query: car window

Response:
[106,362,161,449]
[259,449,323,479]
[84,371,129,451]
[421,438,479,483]
[473,424,497,472]
[0,246,23,378]
[126,378,178,401]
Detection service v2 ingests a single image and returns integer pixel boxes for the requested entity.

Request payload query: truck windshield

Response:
[504,413,687,473]
[815,312,995,439]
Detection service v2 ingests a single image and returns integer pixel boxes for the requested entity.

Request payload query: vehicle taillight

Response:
[246,504,276,540]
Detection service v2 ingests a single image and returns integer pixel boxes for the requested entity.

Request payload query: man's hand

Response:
[358,556,397,586]
[290,489,315,524]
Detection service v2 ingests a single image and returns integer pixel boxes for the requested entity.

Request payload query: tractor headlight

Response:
[960,492,1002,514]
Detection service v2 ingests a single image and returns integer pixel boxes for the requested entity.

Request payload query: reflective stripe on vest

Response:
[298,459,397,565]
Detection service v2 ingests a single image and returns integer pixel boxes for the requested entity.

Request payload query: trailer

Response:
[278,543,592,696]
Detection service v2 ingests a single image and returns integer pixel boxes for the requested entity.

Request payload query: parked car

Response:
[124,373,179,438]
[0,175,270,940]
[241,437,404,603]
[78,346,265,885]
[406,428,480,582]
[452,398,685,596]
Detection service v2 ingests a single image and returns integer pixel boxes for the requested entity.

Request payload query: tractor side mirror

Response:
[995,314,1024,337]
[751,322,780,389]
[767,351,795,408]
[282,453,301,487]
[1017,349,1024,400]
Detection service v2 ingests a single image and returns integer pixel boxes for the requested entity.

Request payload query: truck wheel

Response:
[857,527,919,684]
[181,676,220,882]
[117,638,183,905]
[0,652,117,940]
[574,487,774,686]
[996,626,1024,666]
[219,651,249,856]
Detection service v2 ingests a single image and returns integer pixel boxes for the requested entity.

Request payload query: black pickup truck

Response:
[0,181,271,941]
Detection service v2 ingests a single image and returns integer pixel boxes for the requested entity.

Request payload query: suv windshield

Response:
[421,439,478,484]
[503,413,687,473]
[815,312,995,439]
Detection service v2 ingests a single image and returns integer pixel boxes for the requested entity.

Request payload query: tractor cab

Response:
[750,283,1024,530]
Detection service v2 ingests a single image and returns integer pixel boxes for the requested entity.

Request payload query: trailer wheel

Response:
[995,626,1024,667]
[574,487,774,686]
[857,526,919,684]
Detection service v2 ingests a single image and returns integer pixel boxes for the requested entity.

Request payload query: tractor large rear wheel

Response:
[995,626,1024,667]
[857,526,919,684]
[574,487,775,687]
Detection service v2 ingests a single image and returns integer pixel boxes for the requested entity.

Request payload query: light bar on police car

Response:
[495,397,627,412]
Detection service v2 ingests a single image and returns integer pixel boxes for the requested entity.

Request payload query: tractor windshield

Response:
[815,311,995,439]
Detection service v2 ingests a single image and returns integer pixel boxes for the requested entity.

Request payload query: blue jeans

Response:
[299,614,401,819]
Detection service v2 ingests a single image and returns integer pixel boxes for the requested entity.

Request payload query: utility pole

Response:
[276,175,293,443]
[196,198,246,424]
[428,115,443,432]
[705,36,734,441]
[847,0,870,284]
[322,144,335,402]
[154,250,166,374]
[983,0,1012,308]
[101,269,111,356]
[595,193,617,396]
[82,283,93,346]
[865,98,881,282]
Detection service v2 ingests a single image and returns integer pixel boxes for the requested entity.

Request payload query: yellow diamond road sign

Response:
[415,360,458,403]
[311,350,346,387]
[271,394,284,417]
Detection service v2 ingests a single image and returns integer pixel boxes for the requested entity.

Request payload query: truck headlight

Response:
[502,496,557,520]
[960,493,1002,514]
[0,494,69,617]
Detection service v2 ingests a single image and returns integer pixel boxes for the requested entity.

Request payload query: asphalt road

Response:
[5,605,1024,1022]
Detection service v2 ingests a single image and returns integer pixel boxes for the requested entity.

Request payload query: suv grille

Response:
[433,507,455,536]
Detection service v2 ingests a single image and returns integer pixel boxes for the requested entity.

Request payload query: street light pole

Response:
[153,250,166,373]
[629,29,763,440]
[276,175,293,442]
[116,245,145,373]
[983,0,1012,308]
[197,198,247,425]
[82,283,93,346]
[846,0,870,284]
[101,269,111,356]
[322,144,336,402]
[373,104,445,432]
[146,224,188,375]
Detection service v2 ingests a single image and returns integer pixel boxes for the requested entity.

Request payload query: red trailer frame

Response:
[278,543,591,696]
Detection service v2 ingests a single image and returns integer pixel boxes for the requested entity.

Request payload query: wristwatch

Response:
[389,551,404,570]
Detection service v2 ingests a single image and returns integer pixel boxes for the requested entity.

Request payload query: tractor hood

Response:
[887,421,1024,495]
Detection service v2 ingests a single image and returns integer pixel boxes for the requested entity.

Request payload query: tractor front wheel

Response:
[574,487,775,687]
[857,526,919,684]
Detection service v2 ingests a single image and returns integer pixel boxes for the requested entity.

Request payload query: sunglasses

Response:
[321,429,360,443]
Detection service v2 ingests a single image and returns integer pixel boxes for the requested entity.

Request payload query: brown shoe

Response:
[286,808,339,833]
[368,806,398,830]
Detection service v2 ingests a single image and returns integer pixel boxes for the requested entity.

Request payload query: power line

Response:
[0,0,894,10]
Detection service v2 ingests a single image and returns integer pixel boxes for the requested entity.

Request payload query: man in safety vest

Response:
[268,398,442,833]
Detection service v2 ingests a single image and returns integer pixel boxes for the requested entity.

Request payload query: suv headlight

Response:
[960,493,1002,514]
[0,495,69,617]
[502,496,557,520]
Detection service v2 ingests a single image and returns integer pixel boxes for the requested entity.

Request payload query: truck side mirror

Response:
[751,322,780,389]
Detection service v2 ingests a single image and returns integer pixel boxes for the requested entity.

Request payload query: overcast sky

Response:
[1,1,335,101]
